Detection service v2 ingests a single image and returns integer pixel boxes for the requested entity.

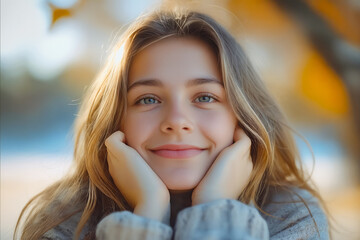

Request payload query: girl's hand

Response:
[105,131,170,223]
[192,127,253,205]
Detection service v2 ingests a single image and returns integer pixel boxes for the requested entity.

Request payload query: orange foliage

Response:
[51,8,72,26]
[47,0,86,27]
[306,0,360,45]
[227,0,293,31]
[300,50,349,116]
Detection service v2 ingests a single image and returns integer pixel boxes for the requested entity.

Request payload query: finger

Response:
[112,131,126,142]
[221,128,251,158]
[233,127,251,147]
[105,131,126,148]
[106,134,150,172]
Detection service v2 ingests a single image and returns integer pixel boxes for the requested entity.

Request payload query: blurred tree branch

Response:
[272,0,360,165]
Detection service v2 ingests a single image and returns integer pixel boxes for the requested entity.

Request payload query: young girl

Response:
[15,9,329,240]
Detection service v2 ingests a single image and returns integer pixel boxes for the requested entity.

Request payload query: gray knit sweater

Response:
[42,187,329,240]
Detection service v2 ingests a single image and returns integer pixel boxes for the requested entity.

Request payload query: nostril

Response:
[161,122,193,133]
[165,126,190,131]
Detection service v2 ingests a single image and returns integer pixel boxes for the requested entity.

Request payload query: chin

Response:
[166,182,197,191]
[162,171,202,191]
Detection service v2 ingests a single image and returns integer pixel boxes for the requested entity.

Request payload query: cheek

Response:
[122,112,157,150]
[198,109,236,148]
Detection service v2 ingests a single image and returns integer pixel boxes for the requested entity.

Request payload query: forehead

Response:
[128,37,221,85]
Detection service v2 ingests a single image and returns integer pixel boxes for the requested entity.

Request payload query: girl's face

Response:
[123,37,237,191]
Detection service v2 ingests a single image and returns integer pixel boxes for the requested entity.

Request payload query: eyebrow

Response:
[127,77,223,91]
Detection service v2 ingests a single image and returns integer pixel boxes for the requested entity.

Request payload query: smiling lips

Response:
[150,144,204,159]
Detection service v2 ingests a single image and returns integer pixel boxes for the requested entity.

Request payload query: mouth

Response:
[150,144,205,159]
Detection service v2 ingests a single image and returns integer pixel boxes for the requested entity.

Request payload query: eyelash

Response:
[135,95,161,105]
[194,93,218,103]
[134,93,218,105]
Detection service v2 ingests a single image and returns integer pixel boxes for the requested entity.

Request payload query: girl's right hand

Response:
[105,131,170,223]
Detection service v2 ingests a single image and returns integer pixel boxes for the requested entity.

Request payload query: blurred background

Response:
[1,0,359,239]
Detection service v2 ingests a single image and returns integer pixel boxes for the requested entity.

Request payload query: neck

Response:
[169,190,193,227]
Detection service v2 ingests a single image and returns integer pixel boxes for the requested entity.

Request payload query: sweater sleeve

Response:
[96,211,173,240]
[173,199,269,240]
[261,188,329,240]
[40,212,84,240]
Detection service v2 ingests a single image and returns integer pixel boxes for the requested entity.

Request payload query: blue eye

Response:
[195,94,216,103]
[136,96,160,105]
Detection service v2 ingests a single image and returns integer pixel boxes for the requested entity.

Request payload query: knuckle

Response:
[244,137,252,148]
[105,131,125,149]
[249,158,254,170]
[105,132,117,146]
[104,137,111,147]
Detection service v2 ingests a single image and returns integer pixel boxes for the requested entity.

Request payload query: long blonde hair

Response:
[15,9,326,240]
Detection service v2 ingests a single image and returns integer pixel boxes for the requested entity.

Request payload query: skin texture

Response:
[124,37,237,190]
[106,37,253,222]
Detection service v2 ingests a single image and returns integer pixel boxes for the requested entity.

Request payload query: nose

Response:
[160,103,194,134]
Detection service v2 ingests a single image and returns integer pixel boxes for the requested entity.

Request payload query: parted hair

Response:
[15,9,325,240]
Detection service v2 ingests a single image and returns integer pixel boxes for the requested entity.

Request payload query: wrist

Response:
[192,191,223,206]
[192,194,208,206]
[134,198,170,224]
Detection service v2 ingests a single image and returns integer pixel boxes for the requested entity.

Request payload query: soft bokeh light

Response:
[1,0,359,239]
[49,0,78,9]
[106,0,162,22]
[27,20,84,81]
[1,0,49,60]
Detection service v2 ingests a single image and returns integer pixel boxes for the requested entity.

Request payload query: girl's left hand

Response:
[192,127,253,205]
